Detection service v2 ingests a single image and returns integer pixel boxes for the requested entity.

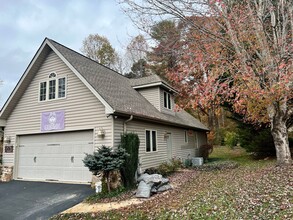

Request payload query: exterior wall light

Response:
[97,128,106,138]
[4,136,11,144]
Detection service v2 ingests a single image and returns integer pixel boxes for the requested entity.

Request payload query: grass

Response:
[51,147,292,220]
[209,146,274,167]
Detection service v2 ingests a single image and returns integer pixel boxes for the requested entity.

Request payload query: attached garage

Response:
[16,130,93,183]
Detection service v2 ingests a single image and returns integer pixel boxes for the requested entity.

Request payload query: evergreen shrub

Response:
[83,145,129,192]
[119,133,140,188]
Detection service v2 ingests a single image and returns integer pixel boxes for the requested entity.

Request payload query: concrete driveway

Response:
[0,180,94,220]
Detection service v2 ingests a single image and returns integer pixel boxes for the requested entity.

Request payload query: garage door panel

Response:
[17,130,93,183]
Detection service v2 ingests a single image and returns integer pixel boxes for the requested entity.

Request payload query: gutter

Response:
[114,111,209,132]
[123,115,133,133]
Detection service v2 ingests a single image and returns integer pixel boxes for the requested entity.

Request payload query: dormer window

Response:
[164,91,171,110]
[39,72,66,101]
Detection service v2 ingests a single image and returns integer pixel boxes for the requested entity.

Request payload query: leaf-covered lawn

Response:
[52,147,292,220]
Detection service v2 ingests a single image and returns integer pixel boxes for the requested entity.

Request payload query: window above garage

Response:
[39,72,66,101]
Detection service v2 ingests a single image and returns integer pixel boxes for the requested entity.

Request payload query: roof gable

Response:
[1,38,209,131]
[0,38,114,119]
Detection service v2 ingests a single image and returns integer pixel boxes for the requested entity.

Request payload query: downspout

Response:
[123,115,133,133]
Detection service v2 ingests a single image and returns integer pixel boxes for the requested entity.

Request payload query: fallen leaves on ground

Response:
[51,160,292,220]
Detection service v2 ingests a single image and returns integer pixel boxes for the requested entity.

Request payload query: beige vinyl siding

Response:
[160,88,175,115]
[113,118,124,148]
[197,131,208,147]
[124,119,201,171]
[136,87,160,110]
[3,50,112,166]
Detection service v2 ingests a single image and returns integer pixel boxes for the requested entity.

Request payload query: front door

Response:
[166,133,172,160]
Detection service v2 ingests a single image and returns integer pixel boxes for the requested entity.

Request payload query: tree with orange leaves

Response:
[121,0,293,165]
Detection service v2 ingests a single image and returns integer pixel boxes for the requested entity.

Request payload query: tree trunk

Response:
[269,104,292,165]
[106,172,111,192]
[208,109,214,130]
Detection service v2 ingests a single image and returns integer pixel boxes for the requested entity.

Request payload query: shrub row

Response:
[194,161,239,171]
[145,158,183,177]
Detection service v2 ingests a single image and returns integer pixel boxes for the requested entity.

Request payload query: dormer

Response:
[130,75,177,115]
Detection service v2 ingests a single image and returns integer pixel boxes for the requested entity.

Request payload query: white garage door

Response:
[17,130,93,183]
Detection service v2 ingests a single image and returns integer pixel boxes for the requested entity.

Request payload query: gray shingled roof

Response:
[130,74,172,88]
[48,39,208,131]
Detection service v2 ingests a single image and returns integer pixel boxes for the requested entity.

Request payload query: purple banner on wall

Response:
[41,110,65,131]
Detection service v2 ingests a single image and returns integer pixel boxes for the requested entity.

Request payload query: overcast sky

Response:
[0,0,139,108]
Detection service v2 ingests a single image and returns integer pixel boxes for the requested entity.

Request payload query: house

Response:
[0,38,209,183]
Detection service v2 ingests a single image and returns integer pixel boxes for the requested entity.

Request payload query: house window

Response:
[39,82,47,101]
[39,73,66,101]
[49,80,56,100]
[146,130,157,152]
[58,78,66,98]
[184,130,188,143]
[49,72,57,78]
[164,91,171,109]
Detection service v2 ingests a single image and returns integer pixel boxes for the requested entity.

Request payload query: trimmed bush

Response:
[119,133,140,188]
[83,145,129,192]
[194,161,239,171]
[145,158,183,176]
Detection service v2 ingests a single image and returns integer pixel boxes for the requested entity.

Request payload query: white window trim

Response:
[145,129,158,152]
[39,81,47,101]
[184,130,188,143]
[48,79,56,100]
[38,75,67,102]
[57,77,67,99]
[163,91,172,110]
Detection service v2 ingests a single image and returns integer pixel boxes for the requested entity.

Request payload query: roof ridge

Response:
[47,38,130,80]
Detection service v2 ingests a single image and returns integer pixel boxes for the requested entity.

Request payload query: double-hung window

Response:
[39,72,66,101]
[39,82,47,101]
[49,80,56,100]
[163,91,171,109]
[146,130,157,152]
[58,78,66,98]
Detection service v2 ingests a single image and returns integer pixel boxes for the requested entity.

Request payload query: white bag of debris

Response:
[157,184,172,192]
[136,181,153,198]
[136,173,172,198]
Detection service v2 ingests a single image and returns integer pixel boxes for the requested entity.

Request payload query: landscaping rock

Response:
[109,170,122,190]
[0,166,13,182]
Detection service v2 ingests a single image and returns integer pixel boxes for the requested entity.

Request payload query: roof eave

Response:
[132,82,178,93]
[112,111,209,131]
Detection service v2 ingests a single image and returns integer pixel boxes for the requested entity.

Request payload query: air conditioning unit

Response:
[191,157,203,166]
